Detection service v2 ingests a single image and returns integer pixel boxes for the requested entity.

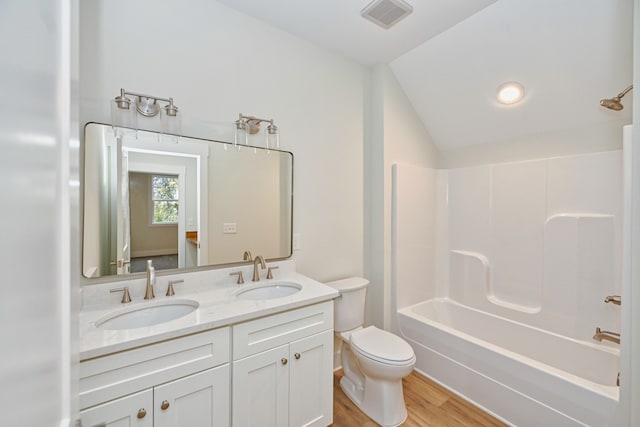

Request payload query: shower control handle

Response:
[604,295,621,305]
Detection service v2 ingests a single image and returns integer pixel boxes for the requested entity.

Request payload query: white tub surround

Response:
[391,150,624,426]
[79,260,337,427]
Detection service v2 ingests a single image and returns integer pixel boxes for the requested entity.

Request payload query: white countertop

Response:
[79,262,339,360]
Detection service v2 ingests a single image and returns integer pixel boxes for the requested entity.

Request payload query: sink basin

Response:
[236,281,302,300]
[96,299,199,330]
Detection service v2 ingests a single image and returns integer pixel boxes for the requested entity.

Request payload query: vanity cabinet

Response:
[79,327,230,427]
[232,302,334,427]
[80,389,152,427]
[80,366,229,427]
[79,300,335,427]
[154,365,229,427]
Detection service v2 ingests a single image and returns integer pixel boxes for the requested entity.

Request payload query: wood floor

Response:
[331,370,508,427]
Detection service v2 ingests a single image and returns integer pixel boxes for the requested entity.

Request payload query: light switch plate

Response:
[223,223,237,234]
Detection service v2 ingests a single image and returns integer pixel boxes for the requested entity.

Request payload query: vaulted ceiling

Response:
[218,0,633,151]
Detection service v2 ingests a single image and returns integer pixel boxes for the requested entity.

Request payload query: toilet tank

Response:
[325,277,369,332]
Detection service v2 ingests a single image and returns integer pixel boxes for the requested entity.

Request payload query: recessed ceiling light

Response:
[496,81,525,105]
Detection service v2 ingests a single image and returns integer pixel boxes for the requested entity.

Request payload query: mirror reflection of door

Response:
[129,172,179,273]
[116,145,131,274]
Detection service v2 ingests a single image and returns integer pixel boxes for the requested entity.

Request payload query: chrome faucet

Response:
[252,255,266,282]
[144,260,156,300]
[243,250,253,261]
[593,327,620,344]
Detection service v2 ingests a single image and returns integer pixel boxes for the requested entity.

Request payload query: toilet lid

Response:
[350,326,415,365]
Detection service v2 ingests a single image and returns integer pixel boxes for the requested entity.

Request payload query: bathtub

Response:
[397,298,619,427]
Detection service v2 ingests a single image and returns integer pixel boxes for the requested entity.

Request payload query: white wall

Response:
[623,2,640,425]
[439,122,626,169]
[366,65,439,328]
[0,1,78,426]
[80,0,366,282]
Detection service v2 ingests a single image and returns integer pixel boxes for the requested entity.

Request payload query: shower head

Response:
[600,85,633,111]
[600,97,624,111]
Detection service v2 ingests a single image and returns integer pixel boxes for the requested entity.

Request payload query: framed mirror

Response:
[82,123,293,279]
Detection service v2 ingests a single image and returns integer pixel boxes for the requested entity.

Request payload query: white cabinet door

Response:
[80,389,152,427]
[232,344,290,427]
[289,330,334,427]
[154,364,230,427]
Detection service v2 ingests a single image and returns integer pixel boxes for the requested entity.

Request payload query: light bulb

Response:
[111,96,138,137]
[496,82,525,105]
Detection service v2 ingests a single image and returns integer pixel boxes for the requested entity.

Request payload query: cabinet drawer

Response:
[80,327,230,409]
[233,302,333,360]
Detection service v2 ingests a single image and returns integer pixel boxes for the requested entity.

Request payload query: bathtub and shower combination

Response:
[398,298,619,426]
[392,147,627,426]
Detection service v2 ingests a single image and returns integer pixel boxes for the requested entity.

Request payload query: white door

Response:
[154,365,230,427]
[80,389,152,427]
[232,345,290,427]
[116,142,131,274]
[289,330,334,427]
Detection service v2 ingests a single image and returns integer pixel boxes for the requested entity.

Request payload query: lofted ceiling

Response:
[217,0,497,65]
[218,0,633,151]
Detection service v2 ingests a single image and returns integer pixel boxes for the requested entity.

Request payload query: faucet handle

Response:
[604,295,621,305]
[266,266,279,279]
[110,287,132,303]
[230,271,245,285]
[166,279,184,296]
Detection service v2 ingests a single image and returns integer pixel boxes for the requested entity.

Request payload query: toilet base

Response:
[339,374,408,427]
[336,327,415,427]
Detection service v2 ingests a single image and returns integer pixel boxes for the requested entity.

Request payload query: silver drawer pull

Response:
[294,353,301,360]
[281,357,288,365]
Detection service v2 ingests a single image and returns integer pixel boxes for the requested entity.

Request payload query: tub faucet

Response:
[593,327,620,344]
[144,260,156,300]
[252,255,266,282]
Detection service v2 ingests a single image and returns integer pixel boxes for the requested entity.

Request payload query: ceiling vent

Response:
[361,0,414,30]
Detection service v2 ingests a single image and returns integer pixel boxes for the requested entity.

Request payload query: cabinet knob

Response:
[160,400,170,410]
[281,357,288,365]
[294,353,301,360]
[137,408,147,419]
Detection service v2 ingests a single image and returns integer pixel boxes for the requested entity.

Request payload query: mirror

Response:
[83,123,293,278]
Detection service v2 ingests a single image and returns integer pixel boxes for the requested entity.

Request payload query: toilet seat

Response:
[350,326,415,366]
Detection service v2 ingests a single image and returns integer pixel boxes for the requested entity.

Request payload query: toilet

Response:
[326,277,416,427]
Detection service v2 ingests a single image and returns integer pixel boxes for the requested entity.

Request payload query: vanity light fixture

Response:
[234,113,280,150]
[111,88,181,141]
[496,81,525,105]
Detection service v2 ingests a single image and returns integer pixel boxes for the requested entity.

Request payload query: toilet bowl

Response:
[327,278,416,427]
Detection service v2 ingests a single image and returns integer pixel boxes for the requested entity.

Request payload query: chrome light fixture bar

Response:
[234,113,280,150]
[111,88,181,141]
[114,88,178,117]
